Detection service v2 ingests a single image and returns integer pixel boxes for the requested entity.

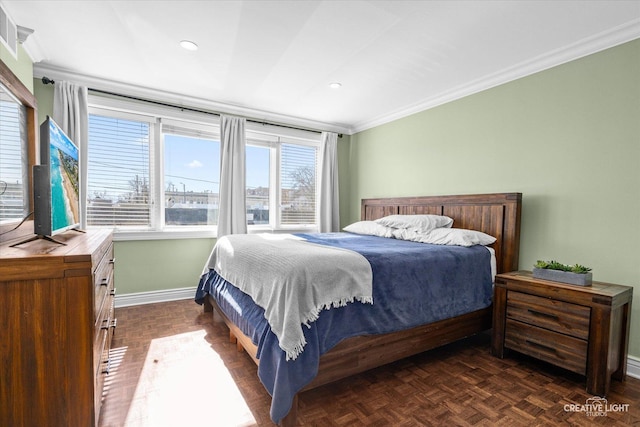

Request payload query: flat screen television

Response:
[33,116,80,241]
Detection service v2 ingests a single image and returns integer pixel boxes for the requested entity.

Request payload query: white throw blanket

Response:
[204,234,373,360]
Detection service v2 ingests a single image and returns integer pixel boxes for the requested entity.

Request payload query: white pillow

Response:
[343,221,394,238]
[418,228,496,247]
[391,227,424,241]
[375,214,453,233]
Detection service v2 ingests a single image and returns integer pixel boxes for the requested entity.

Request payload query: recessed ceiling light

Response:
[328,82,342,89]
[180,40,198,51]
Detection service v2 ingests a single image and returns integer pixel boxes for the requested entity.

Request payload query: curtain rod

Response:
[41,76,335,136]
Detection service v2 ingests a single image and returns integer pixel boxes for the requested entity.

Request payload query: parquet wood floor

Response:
[98,299,640,426]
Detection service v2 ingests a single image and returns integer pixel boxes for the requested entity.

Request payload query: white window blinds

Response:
[87,114,152,228]
[0,96,27,222]
[280,142,317,225]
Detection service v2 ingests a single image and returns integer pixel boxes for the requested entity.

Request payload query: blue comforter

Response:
[195,232,492,424]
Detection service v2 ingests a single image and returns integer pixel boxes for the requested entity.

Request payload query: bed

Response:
[196,192,522,426]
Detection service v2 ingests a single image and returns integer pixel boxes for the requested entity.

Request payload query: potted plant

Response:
[532,260,593,286]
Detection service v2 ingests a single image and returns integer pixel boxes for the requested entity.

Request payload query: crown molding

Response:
[32,63,351,135]
[351,19,640,134]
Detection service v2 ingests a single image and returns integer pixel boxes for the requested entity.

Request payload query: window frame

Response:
[87,95,322,241]
[0,89,28,223]
[0,60,37,242]
[160,119,222,231]
[245,127,322,232]
[88,96,222,240]
[86,107,157,234]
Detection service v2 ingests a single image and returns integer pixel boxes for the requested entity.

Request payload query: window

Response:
[246,130,320,229]
[87,113,152,228]
[246,144,270,225]
[163,129,220,226]
[0,89,28,223]
[86,96,321,237]
[280,142,317,226]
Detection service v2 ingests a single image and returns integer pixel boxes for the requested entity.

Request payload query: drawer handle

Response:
[102,358,111,375]
[525,339,559,355]
[109,258,116,265]
[110,288,116,297]
[100,278,108,287]
[527,308,559,320]
[111,318,118,329]
[101,317,110,330]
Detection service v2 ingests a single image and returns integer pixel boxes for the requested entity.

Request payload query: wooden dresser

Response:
[492,270,633,397]
[0,228,116,427]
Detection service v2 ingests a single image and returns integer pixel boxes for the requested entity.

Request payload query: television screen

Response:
[33,116,80,237]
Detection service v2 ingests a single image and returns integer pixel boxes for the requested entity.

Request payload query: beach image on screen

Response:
[48,120,79,231]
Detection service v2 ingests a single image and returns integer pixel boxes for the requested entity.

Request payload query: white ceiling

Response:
[4,1,640,134]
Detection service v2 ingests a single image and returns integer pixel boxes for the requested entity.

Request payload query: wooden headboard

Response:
[361,193,522,274]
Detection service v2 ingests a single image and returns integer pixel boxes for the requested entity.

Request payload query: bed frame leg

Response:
[203,297,213,313]
[279,394,298,427]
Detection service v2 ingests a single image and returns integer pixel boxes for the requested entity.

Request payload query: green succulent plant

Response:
[534,260,591,274]
[570,264,592,274]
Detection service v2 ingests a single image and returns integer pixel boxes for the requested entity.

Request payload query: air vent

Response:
[0,3,18,58]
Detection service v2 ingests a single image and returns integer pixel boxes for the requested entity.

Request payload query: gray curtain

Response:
[218,115,247,237]
[318,131,339,232]
[53,81,89,229]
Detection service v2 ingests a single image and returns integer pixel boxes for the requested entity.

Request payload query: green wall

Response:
[0,44,34,91]
[33,78,53,124]
[345,39,640,357]
[114,238,216,294]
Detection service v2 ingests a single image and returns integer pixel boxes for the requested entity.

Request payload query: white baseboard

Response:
[114,287,640,380]
[627,355,640,380]
[114,286,197,308]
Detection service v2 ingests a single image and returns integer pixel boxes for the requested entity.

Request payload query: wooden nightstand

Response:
[492,270,633,397]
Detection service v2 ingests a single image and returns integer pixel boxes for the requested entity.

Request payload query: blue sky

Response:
[164,134,269,193]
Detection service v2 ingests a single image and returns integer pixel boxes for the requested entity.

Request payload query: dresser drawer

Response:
[93,241,116,426]
[93,287,115,418]
[94,325,108,422]
[93,295,112,375]
[94,242,114,323]
[505,318,587,375]
[506,291,590,340]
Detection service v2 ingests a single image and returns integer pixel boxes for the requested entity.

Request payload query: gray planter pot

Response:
[532,267,592,286]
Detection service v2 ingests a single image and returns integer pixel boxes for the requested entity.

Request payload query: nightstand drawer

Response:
[505,319,587,375]
[506,291,590,340]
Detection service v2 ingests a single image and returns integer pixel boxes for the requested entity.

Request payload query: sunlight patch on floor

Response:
[125,330,256,427]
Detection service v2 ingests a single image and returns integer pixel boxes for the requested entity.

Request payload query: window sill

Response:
[113,228,218,241]
[111,225,319,241]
